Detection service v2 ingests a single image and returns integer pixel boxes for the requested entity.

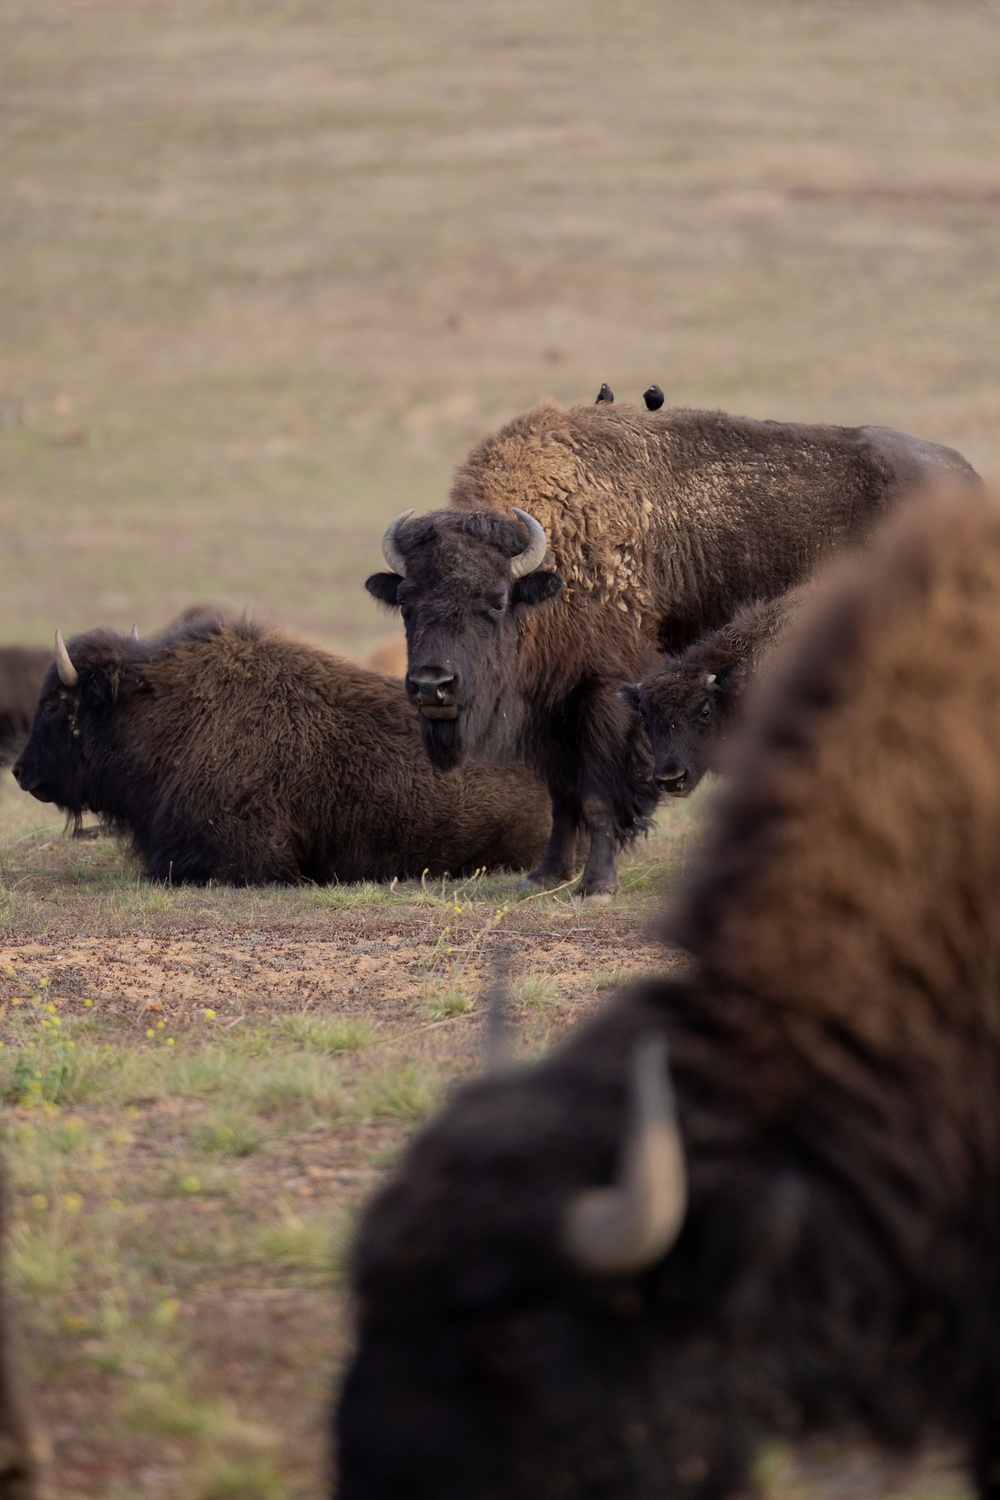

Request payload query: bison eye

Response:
[483,591,508,619]
[698,700,713,723]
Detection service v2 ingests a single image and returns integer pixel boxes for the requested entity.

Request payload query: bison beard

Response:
[11,616,558,885]
[367,400,978,897]
[338,485,1000,1500]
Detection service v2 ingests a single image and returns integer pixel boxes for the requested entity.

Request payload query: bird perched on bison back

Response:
[595,382,614,403]
[642,384,664,411]
[11,615,556,885]
[624,584,808,798]
[338,483,1000,1500]
[365,398,977,897]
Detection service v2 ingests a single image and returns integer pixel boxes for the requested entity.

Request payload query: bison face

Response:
[12,662,90,813]
[366,509,563,770]
[623,661,735,799]
[12,631,142,818]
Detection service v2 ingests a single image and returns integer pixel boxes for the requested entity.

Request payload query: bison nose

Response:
[11,758,25,788]
[406,668,461,720]
[655,767,690,797]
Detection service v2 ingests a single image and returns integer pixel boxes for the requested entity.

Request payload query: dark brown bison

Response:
[366,399,976,897]
[0,647,52,767]
[338,483,1000,1499]
[622,586,807,797]
[11,615,556,884]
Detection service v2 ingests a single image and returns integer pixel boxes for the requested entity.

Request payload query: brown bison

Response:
[11,615,555,884]
[622,586,807,797]
[366,399,976,897]
[0,647,52,767]
[339,483,1000,1499]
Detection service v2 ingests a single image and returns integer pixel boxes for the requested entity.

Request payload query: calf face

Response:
[623,660,741,798]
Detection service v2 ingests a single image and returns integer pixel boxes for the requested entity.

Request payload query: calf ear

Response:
[511,571,563,607]
[365,572,403,609]
[619,682,643,711]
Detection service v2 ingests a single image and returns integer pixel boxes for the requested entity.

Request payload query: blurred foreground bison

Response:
[367,399,976,896]
[0,647,52,767]
[623,587,806,797]
[11,616,554,883]
[338,484,1000,1499]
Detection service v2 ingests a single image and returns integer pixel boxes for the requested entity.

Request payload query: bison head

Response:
[622,656,745,798]
[365,508,563,770]
[12,629,143,817]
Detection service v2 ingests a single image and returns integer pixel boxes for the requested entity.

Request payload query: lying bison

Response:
[339,483,1000,1499]
[366,399,975,896]
[623,586,807,797]
[11,616,555,884]
[0,646,52,767]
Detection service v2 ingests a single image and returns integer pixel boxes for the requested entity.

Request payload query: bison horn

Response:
[509,508,548,579]
[54,630,79,688]
[130,622,139,641]
[563,1033,687,1276]
[381,510,415,578]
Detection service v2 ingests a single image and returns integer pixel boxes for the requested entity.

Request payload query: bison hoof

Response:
[574,887,617,905]
[523,866,576,893]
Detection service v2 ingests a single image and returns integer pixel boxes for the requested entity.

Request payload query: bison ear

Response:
[365,572,403,609]
[80,659,146,712]
[511,570,563,608]
[619,682,643,711]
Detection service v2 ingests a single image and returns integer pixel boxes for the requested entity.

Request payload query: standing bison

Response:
[623,586,807,797]
[339,483,1000,1499]
[366,399,975,896]
[12,615,556,884]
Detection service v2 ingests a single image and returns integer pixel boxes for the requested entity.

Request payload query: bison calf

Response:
[12,616,555,884]
[338,484,1000,1499]
[623,587,806,797]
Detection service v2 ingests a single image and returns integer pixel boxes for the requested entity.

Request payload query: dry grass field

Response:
[2,0,1000,1495]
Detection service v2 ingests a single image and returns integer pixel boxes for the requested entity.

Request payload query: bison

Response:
[622,586,807,797]
[338,482,1000,1499]
[11,615,557,884]
[366,398,976,896]
[0,647,52,767]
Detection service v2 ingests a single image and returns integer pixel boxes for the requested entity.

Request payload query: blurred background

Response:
[2,0,999,658]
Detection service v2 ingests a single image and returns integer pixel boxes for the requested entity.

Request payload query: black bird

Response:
[595,383,614,404]
[643,385,665,411]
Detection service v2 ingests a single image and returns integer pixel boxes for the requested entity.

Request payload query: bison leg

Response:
[577,794,620,900]
[526,789,581,890]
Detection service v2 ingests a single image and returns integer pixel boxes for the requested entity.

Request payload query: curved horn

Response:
[381,510,414,577]
[130,622,139,641]
[54,630,78,689]
[563,1033,687,1276]
[510,508,548,580]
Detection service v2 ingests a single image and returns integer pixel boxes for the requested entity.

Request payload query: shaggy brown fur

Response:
[625,586,808,797]
[369,399,976,896]
[339,485,1000,1500]
[0,647,52,767]
[12,617,554,884]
